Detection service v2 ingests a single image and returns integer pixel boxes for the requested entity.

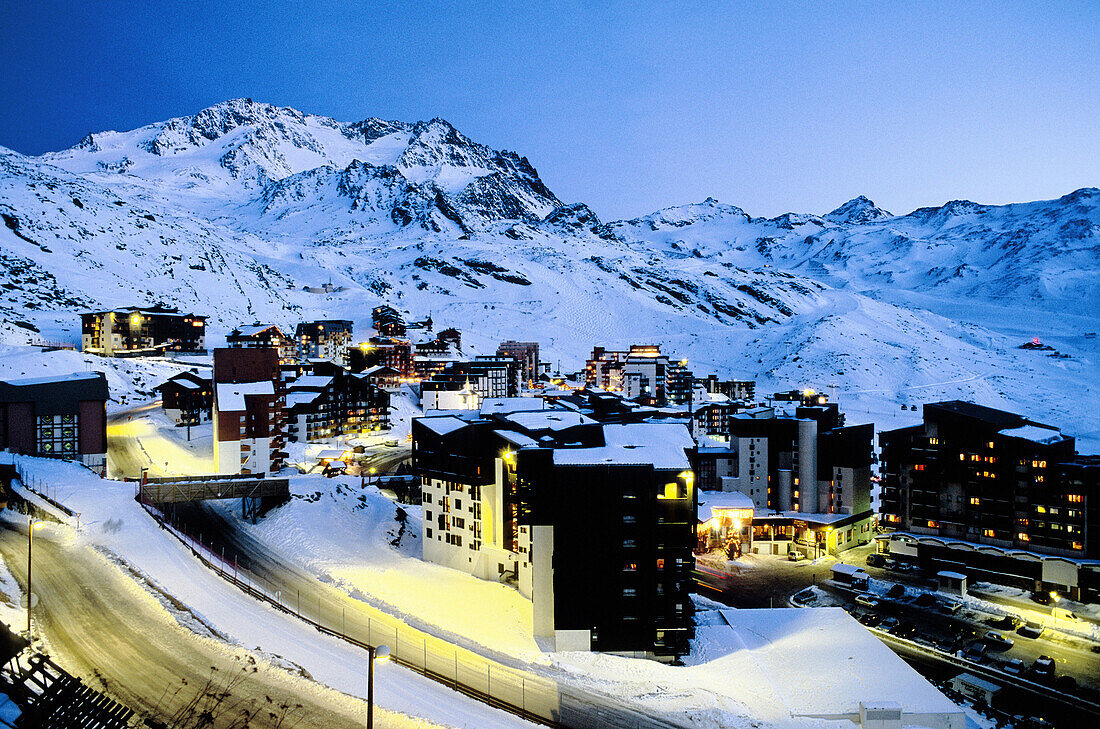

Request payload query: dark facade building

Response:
[213,348,286,475]
[227,324,295,364]
[497,340,539,384]
[296,320,353,364]
[414,400,696,659]
[284,361,390,442]
[372,305,407,337]
[156,371,213,425]
[0,372,108,474]
[81,307,206,356]
[879,401,1100,601]
[701,375,756,402]
[350,337,413,377]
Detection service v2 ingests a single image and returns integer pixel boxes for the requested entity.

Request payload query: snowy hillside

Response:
[1,99,1097,444]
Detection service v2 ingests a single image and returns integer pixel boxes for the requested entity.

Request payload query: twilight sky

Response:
[2,1,1097,220]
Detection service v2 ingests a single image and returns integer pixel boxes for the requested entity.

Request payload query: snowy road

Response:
[0,519,401,729]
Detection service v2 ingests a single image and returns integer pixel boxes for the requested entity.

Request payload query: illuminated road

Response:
[0,520,393,729]
[106,403,173,479]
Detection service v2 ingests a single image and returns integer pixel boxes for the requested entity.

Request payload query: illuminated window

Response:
[970,497,980,506]
[1068,494,1083,503]
[982,529,995,537]
[913,464,926,471]
[1036,505,1047,514]
[1072,542,1084,550]
[926,520,938,528]
[959,453,966,461]
[929,437,939,445]
[987,441,995,449]
[1017,533,1029,541]
[1035,475,1044,483]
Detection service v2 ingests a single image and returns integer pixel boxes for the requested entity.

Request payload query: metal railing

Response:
[138,501,689,729]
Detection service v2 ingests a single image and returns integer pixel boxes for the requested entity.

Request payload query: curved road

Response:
[0,520,399,729]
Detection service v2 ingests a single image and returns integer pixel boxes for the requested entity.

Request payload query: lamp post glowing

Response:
[367,643,391,729]
[1051,591,1060,627]
[26,518,44,636]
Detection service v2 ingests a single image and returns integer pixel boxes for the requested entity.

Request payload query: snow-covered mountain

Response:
[1,99,1097,445]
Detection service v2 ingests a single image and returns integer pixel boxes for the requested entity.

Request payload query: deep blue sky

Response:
[2,1,1097,219]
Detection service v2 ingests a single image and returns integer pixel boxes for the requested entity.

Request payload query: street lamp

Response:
[1050,591,1060,627]
[26,518,44,636]
[367,643,391,729]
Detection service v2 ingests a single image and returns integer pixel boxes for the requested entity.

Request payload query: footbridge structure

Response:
[136,473,289,522]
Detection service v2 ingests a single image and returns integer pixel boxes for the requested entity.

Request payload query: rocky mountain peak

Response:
[824,195,892,224]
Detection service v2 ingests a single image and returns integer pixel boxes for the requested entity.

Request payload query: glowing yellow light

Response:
[1050,591,1059,602]
[130,313,143,327]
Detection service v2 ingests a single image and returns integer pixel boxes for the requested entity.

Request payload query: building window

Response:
[1017,532,1029,541]
[982,529,995,537]
[37,414,79,456]
[970,497,980,506]
[1068,495,1083,503]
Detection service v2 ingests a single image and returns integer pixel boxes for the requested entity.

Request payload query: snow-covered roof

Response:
[215,381,274,411]
[480,397,545,416]
[503,410,595,432]
[361,365,399,376]
[998,424,1068,445]
[417,416,469,437]
[290,375,333,390]
[704,608,960,718]
[553,423,692,469]
[494,430,539,448]
[286,391,322,408]
[0,372,102,387]
[233,323,283,337]
[698,490,754,521]
[937,571,967,580]
[753,510,853,525]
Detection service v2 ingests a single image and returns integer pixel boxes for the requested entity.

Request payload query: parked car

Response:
[879,617,900,633]
[939,598,962,614]
[987,615,1022,631]
[962,642,986,662]
[858,613,882,628]
[1003,658,1026,675]
[866,553,886,568]
[788,551,806,562]
[1030,591,1053,605]
[855,593,881,609]
[885,584,907,600]
[1031,655,1055,678]
[1017,623,1044,639]
[792,588,816,605]
[983,631,1014,650]
[912,593,937,608]
[892,621,918,638]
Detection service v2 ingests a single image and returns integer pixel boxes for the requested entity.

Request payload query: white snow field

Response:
[0,98,1096,451]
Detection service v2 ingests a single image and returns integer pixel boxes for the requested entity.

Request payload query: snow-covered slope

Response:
[1,99,1097,443]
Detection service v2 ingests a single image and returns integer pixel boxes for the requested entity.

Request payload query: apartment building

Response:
[296,320,353,364]
[227,323,296,364]
[350,337,413,378]
[496,340,539,384]
[693,396,874,556]
[81,307,206,356]
[156,371,212,425]
[879,401,1100,601]
[283,362,390,442]
[212,348,286,475]
[413,400,697,659]
[0,372,108,474]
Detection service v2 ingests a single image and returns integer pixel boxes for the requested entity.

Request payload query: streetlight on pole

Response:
[1050,591,1060,628]
[367,643,390,729]
[26,518,44,636]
